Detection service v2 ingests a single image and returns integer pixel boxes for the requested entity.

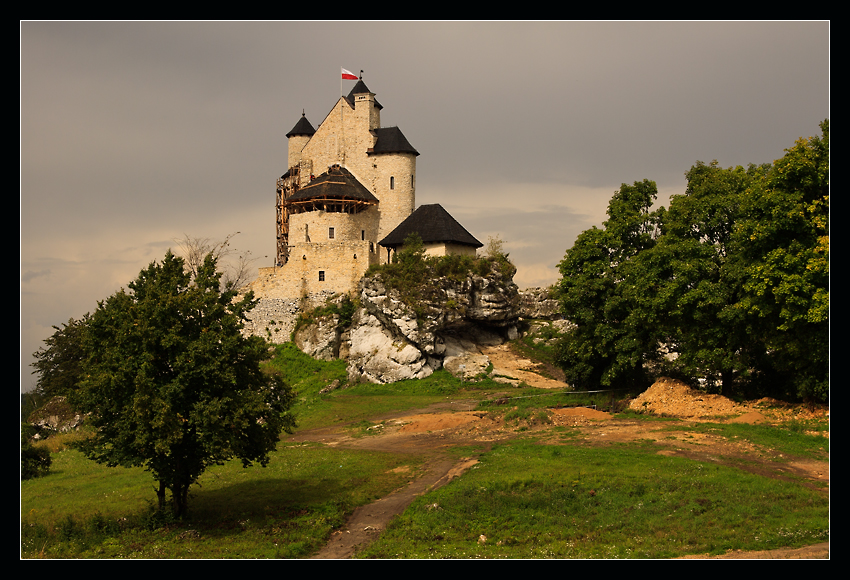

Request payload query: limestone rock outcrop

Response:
[347,267,521,383]
[517,286,562,320]
[292,263,523,384]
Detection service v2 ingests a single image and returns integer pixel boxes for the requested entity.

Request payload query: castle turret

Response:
[368,126,419,247]
[286,112,315,172]
[346,79,381,132]
[250,76,485,324]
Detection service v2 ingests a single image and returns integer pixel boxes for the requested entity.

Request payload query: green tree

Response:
[734,121,829,401]
[555,122,829,403]
[70,250,295,517]
[555,180,663,390]
[31,315,90,399]
[644,161,768,391]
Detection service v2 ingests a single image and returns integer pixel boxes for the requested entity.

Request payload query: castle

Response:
[246,73,482,307]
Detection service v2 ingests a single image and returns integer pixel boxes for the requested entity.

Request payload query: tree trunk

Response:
[157,481,167,513]
[721,369,735,394]
[171,479,190,518]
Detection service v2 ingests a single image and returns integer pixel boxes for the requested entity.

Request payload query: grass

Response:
[357,439,829,559]
[268,341,519,433]
[22,441,419,558]
[663,421,830,461]
[21,339,829,559]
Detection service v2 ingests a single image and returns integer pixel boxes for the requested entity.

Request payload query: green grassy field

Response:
[357,439,828,559]
[22,441,420,558]
[21,338,829,559]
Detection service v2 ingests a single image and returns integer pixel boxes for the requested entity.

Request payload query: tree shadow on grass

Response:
[187,474,362,523]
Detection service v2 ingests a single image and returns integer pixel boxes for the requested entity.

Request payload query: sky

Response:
[20,21,830,392]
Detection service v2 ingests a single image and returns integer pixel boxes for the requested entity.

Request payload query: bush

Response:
[21,429,52,480]
[366,233,516,304]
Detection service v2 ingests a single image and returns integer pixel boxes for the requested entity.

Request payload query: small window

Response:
[361,230,365,241]
[318,271,325,281]
[390,176,394,190]
[328,227,335,240]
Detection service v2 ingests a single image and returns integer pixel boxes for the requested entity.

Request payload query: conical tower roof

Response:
[286,112,316,138]
[345,79,383,110]
[370,127,419,156]
[379,204,482,249]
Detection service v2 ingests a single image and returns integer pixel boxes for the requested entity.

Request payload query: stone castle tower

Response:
[246,74,481,310]
[278,77,418,267]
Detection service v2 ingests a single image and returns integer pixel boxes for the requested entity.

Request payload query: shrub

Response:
[366,232,517,316]
[21,428,52,480]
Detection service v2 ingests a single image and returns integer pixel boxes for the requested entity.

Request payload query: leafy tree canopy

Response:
[555,122,828,402]
[555,180,663,390]
[30,315,90,399]
[734,120,829,400]
[70,250,295,517]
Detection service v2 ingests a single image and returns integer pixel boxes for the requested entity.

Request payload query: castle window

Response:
[328,227,335,239]
[318,271,325,281]
[390,176,394,190]
[361,230,365,241]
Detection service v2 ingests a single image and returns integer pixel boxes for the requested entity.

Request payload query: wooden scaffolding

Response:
[275,165,298,266]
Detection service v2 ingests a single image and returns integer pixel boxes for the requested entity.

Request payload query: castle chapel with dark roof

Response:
[246,74,482,305]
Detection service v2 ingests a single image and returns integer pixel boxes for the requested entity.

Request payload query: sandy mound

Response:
[629,377,741,418]
[392,411,486,433]
[550,407,612,420]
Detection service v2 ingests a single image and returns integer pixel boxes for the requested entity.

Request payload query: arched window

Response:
[390,176,395,190]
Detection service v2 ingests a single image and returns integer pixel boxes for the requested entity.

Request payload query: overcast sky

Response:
[20,21,830,392]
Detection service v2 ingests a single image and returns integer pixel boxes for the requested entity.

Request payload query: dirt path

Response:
[294,354,828,559]
[311,455,480,559]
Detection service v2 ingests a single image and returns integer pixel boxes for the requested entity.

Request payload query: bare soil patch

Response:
[481,344,567,389]
[295,370,828,559]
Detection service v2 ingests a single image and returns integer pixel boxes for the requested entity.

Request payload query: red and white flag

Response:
[341,68,358,80]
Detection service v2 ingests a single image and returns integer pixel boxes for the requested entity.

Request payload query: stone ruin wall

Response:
[240,290,340,344]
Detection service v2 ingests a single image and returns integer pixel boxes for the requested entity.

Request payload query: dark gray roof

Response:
[286,113,316,138]
[286,165,378,204]
[370,127,419,156]
[344,80,383,110]
[379,204,483,249]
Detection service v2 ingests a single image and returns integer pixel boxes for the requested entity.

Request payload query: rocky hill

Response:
[288,262,562,384]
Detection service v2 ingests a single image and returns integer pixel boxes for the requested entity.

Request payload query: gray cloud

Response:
[20,21,829,391]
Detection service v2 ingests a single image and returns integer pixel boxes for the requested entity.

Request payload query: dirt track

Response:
[293,346,829,559]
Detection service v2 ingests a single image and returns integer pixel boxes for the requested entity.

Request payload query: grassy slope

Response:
[21,327,829,558]
[358,439,828,558]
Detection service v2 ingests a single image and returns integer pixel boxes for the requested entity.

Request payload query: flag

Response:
[341,68,358,80]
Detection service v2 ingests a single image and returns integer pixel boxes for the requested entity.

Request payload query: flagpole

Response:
[336,67,345,165]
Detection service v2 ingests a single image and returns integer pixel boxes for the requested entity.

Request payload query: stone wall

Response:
[246,238,375,305]
[422,242,478,258]
[240,290,339,344]
[370,153,416,245]
[290,207,380,248]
